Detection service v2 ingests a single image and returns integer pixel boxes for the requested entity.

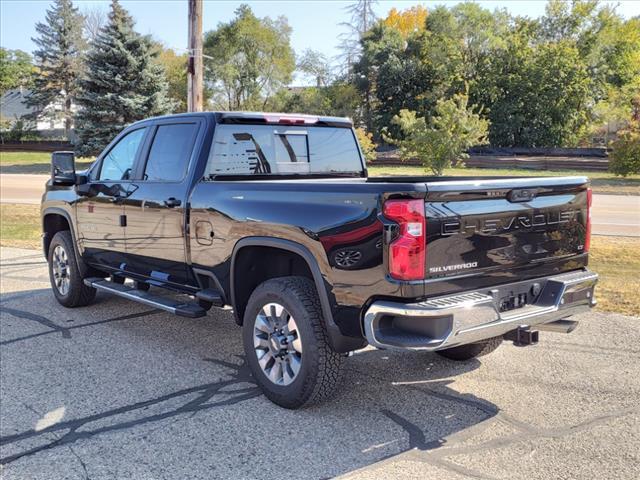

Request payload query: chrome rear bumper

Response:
[363,270,598,351]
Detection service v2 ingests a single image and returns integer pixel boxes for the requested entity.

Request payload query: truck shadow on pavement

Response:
[1,280,498,479]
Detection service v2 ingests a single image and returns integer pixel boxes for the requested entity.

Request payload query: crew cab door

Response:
[76,127,148,269]
[123,119,202,287]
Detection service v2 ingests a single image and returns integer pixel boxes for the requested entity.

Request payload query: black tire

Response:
[436,336,503,361]
[48,230,96,308]
[242,276,345,409]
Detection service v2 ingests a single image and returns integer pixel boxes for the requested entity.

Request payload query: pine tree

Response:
[75,0,174,156]
[27,0,85,139]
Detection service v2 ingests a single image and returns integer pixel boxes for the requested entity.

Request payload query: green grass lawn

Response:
[368,165,640,195]
[588,236,640,317]
[0,203,41,249]
[0,203,638,316]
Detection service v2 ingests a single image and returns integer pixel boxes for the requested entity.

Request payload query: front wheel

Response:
[242,276,345,409]
[48,231,96,308]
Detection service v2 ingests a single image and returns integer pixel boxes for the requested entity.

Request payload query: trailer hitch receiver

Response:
[504,326,539,346]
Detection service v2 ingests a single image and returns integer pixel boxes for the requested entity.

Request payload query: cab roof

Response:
[132,111,353,128]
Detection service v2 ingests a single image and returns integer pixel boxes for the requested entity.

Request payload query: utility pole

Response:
[187,0,203,112]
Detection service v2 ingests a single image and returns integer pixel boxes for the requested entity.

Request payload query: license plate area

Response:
[496,280,545,313]
[499,292,529,312]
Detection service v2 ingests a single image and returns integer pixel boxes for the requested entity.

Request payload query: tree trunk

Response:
[64,95,72,140]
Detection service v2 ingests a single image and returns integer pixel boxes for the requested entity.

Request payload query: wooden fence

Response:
[0,141,73,152]
[374,147,609,171]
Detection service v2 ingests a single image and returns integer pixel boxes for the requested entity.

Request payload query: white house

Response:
[0,87,74,138]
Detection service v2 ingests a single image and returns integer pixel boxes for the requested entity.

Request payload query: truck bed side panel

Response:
[188,179,420,336]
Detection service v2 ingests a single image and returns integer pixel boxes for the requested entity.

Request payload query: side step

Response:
[84,277,207,318]
[196,288,224,307]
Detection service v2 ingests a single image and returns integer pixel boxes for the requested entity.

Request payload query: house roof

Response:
[0,88,36,120]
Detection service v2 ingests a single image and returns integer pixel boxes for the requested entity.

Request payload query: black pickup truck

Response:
[42,112,598,408]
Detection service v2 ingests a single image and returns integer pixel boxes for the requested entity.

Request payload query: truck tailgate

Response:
[424,177,590,280]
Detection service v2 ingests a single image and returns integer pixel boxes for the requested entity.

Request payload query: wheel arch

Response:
[42,208,75,258]
[230,237,358,353]
[42,207,97,278]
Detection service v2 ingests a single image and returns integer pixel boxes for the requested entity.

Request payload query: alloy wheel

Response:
[52,245,70,296]
[253,302,302,386]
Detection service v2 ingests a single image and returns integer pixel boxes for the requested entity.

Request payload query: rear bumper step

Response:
[84,277,207,318]
[363,269,597,351]
[536,319,579,334]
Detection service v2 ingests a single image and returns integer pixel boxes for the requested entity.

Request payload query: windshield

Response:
[206,124,363,176]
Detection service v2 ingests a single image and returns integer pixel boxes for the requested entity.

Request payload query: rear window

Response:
[205,124,363,176]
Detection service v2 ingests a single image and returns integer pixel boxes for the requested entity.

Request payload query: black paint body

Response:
[41,112,590,352]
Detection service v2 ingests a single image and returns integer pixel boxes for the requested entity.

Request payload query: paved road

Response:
[1,173,638,236]
[590,194,640,236]
[0,174,47,204]
[1,246,639,479]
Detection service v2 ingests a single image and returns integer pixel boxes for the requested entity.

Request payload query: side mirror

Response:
[51,151,76,186]
[74,172,93,196]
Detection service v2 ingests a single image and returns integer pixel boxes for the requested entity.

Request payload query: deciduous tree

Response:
[386,93,489,175]
[297,49,333,87]
[273,82,361,121]
[338,0,379,69]
[382,6,427,38]
[609,119,640,176]
[156,47,189,112]
[354,127,377,162]
[0,48,34,95]
[482,32,591,147]
[359,6,435,135]
[82,5,106,42]
[203,5,295,110]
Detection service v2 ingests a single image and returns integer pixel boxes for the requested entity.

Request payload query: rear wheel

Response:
[48,231,96,307]
[436,336,503,361]
[242,276,344,409]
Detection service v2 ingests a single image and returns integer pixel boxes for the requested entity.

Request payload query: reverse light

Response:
[383,199,426,281]
[584,187,592,253]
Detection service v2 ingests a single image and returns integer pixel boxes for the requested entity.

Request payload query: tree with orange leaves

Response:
[382,5,427,38]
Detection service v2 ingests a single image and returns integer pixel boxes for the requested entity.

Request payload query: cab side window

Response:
[98,128,147,181]
[143,123,198,182]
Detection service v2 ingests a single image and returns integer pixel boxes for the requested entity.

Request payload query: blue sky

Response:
[2,0,639,63]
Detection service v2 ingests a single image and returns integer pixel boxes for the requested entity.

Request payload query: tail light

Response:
[584,187,592,253]
[383,199,426,280]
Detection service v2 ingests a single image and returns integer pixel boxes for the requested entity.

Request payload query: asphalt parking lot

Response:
[1,246,639,480]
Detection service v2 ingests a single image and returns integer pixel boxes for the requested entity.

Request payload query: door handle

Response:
[164,197,181,208]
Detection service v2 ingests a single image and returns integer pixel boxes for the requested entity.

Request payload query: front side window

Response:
[143,123,198,182]
[98,128,146,181]
[206,124,362,176]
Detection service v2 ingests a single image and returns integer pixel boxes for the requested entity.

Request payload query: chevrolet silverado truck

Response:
[42,112,598,408]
